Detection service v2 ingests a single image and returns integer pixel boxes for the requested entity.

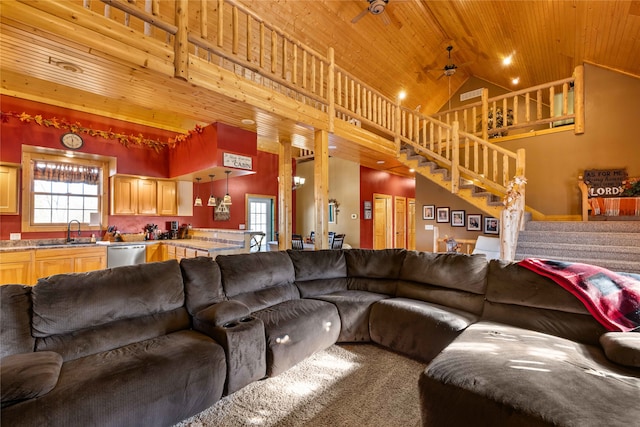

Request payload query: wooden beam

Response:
[314,129,329,250]
[278,139,293,250]
[573,65,585,134]
[174,0,189,80]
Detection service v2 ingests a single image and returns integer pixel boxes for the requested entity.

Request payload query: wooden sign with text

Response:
[583,169,627,197]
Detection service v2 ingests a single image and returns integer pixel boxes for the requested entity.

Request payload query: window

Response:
[22,149,110,232]
[32,162,100,224]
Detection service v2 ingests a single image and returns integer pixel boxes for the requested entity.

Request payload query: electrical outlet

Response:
[239,224,246,230]
[10,233,21,240]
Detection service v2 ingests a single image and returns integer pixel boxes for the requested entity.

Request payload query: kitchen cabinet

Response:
[157,180,177,216]
[0,164,19,215]
[0,250,34,285]
[111,176,177,216]
[34,246,106,283]
[146,243,167,263]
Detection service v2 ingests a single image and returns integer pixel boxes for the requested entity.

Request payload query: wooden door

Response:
[137,179,157,215]
[373,194,392,249]
[394,196,407,248]
[408,198,416,250]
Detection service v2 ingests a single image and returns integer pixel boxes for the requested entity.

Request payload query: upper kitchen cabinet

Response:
[0,163,20,215]
[111,175,176,216]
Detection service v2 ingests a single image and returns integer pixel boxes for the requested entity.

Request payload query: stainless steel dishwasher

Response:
[107,245,146,268]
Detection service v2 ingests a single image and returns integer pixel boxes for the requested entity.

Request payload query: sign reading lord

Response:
[583,169,627,197]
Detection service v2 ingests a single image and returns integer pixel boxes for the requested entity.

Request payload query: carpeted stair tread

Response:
[517,231,640,247]
[515,242,640,262]
[524,221,640,233]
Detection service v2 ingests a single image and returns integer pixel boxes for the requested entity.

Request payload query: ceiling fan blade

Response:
[351,7,370,24]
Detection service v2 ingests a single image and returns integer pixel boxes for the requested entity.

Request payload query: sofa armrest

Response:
[1,351,63,408]
[600,332,640,367]
[195,300,252,329]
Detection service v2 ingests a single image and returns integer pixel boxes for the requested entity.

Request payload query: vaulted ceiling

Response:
[1,0,639,173]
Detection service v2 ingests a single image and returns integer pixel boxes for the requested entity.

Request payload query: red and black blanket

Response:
[519,258,640,332]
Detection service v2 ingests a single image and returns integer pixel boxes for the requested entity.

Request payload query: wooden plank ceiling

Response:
[1,0,639,175]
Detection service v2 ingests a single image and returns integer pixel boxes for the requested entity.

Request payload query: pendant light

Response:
[193,177,203,207]
[207,174,216,206]
[223,170,232,205]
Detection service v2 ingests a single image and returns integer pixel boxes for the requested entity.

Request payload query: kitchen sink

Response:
[37,242,94,246]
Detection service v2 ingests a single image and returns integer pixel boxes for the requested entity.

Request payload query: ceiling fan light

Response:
[369,0,387,15]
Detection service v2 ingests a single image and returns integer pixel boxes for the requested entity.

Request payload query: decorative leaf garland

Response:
[1,111,204,152]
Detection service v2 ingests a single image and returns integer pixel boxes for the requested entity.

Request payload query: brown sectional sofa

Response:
[1,249,638,426]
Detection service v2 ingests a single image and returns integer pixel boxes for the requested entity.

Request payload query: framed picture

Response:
[423,205,435,220]
[436,207,450,223]
[484,217,499,234]
[451,210,465,227]
[467,214,482,231]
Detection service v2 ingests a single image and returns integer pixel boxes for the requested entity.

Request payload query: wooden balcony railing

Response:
[27,0,587,257]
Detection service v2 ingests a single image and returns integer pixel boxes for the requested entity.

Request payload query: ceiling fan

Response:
[352,0,391,25]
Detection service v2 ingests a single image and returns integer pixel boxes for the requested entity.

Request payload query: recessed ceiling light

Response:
[377,160,385,164]
[49,57,83,73]
[511,77,520,85]
[502,55,513,66]
[329,145,337,149]
[241,118,255,125]
[409,168,415,173]
[397,91,406,101]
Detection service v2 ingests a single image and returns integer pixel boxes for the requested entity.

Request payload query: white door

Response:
[247,196,274,251]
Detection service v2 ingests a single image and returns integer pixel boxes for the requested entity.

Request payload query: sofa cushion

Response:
[600,332,640,367]
[345,248,406,279]
[253,299,340,376]
[32,260,185,337]
[419,321,640,427]
[295,277,349,298]
[399,252,488,294]
[287,249,347,281]
[1,351,62,408]
[1,331,227,427]
[311,290,390,342]
[34,308,190,362]
[218,251,296,298]
[485,260,606,345]
[180,256,225,315]
[396,280,485,315]
[370,298,478,363]
[0,285,34,358]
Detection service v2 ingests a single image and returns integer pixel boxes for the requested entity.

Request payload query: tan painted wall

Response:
[295,157,361,248]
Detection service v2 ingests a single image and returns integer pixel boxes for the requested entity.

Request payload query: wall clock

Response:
[61,132,84,150]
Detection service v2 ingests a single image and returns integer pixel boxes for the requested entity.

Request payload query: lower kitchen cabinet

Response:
[34,247,106,283]
[146,243,167,263]
[0,250,34,285]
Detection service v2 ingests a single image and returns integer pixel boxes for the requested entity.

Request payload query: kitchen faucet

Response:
[67,220,81,243]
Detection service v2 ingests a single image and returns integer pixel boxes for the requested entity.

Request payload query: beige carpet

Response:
[174,344,425,427]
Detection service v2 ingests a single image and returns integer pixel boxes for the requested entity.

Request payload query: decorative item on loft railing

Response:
[193,177,203,207]
[293,176,305,190]
[487,108,514,138]
[207,174,217,207]
[1,111,204,152]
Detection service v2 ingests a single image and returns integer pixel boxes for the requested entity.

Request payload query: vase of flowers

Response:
[621,177,640,197]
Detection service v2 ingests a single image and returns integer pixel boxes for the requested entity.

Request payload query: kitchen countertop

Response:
[0,238,243,254]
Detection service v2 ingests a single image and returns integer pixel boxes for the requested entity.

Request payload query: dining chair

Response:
[291,234,304,250]
[331,234,345,249]
[250,232,266,252]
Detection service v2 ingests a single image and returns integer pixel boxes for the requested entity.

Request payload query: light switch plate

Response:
[425,225,434,230]
[10,233,21,240]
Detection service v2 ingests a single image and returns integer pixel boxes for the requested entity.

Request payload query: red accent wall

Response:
[359,166,415,249]
[0,96,280,240]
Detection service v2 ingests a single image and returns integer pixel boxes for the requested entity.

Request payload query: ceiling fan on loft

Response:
[351,0,391,25]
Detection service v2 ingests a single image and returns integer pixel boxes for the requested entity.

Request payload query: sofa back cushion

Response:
[396,252,488,314]
[0,285,35,358]
[180,256,226,315]
[484,260,607,345]
[217,251,299,312]
[288,250,349,297]
[32,260,186,337]
[345,249,406,294]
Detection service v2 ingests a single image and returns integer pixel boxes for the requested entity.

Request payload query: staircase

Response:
[398,145,505,218]
[515,221,640,273]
